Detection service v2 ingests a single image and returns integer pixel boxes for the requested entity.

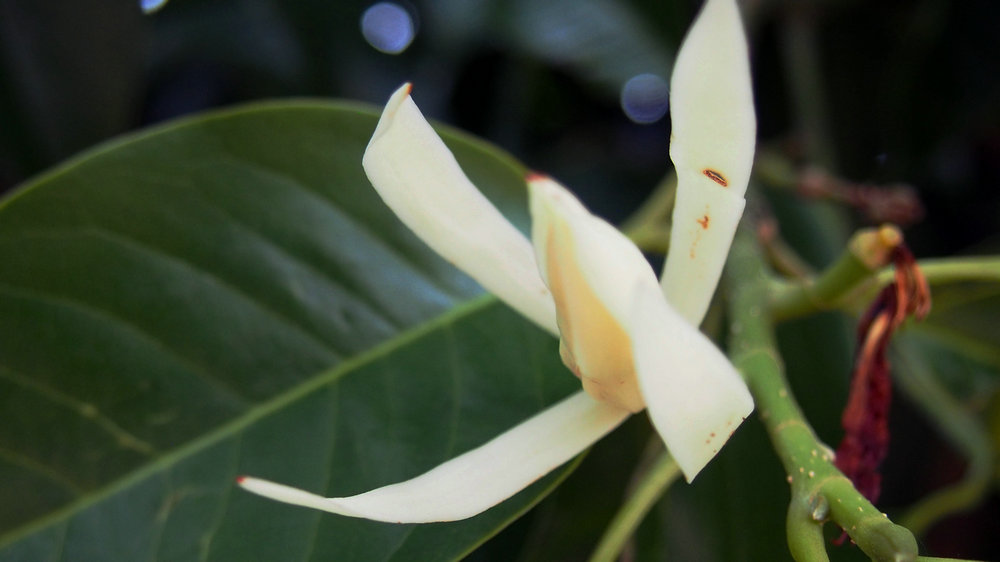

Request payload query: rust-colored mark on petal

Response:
[526,171,548,183]
[689,206,711,258]
[703,169,728,187]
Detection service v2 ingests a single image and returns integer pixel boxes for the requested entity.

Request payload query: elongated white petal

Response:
[627,279,753,481]
[660,187,745,325]
[661,0,756,325]
[238,391,628,523]
[529,175,657,412]
[668,0,755,199]
[363,84,558,335]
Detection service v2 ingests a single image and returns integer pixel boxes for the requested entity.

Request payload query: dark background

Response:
[3,0,997,259]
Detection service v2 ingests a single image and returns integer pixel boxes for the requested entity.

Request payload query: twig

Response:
[726,224,918,561]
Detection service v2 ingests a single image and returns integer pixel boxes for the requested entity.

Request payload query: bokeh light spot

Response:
[361,3,416,55]
[620,73,670,124]
[140,0,169,14]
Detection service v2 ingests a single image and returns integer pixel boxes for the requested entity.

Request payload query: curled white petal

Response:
[627,279,753,481]
[662,0,756,325]
[363,84,558,335]
[238,391,628,523]
[529,175,657,412]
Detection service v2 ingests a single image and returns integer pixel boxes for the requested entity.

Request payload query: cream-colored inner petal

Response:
[544,218,644,412]
[530,177,647,413]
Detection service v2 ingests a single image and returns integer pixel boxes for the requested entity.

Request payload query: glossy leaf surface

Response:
[0,101,578,560]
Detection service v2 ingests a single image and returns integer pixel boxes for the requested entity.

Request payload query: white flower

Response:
[238,0,756,524]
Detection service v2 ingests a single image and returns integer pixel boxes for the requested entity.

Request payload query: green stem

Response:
[878,257,1000,286]
[621,172,677,255]
[770,226,901,321]
[726,225,918,562]
[773,248,1000,321]
[626,224,672,255]
[589,451,681,562]
[786,492,830,562]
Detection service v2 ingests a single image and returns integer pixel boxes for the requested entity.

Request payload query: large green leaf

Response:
[0,101,579,559]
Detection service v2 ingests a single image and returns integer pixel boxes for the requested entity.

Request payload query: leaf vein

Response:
[223,157,466,304]
[0,447,85,496]
[0,366,158,457]
[0,283,252,407]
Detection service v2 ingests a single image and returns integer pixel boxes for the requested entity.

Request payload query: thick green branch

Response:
[726,225,918,562]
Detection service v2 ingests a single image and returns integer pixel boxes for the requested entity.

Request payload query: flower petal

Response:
[667,0,755,198]
[529,175,656,412]
[626,279,754,481]
[661,0,756,325]
[363,84,558,335]
[238,391,628,523]
[527,176,752,479]
[660,187,745,325]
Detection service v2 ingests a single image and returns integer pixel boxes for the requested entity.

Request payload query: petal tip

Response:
[383,82,414,112]
[367,83,416,146]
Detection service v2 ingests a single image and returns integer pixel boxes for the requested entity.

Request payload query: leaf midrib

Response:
[0,294,504,550]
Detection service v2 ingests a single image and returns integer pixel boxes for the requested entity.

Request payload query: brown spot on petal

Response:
[703,169,728,187]
[697,215,710,229]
